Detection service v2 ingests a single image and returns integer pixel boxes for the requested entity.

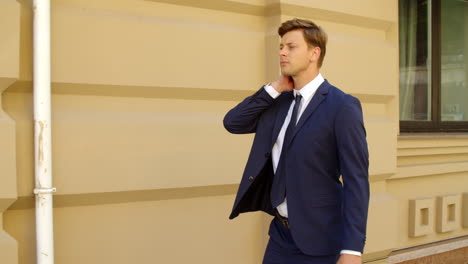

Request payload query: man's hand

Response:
[336,254,361,264]
[271,75,294,93]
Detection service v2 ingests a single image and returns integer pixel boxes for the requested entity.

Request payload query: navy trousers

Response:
[263,218,340,264]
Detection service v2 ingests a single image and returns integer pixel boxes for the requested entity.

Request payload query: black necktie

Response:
[271,93,302,208]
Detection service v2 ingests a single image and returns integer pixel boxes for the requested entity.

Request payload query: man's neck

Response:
[293,68,320,90]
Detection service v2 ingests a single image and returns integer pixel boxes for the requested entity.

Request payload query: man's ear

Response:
[310,46,321,63]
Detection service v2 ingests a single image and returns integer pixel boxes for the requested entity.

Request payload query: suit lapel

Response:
[285,81,330,148]
[271,92,293,147]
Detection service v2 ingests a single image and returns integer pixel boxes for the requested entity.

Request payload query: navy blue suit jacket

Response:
[223,80,369,255]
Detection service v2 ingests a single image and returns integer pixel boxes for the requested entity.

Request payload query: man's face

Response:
[279,29,317,77]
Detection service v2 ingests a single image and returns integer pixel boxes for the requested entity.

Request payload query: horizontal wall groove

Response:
[6,81,394,103]
[146,0,394,31]
[399,133,468,139]
[7,184,239,210]
[397,146,468,157]
[145,0,269,17]
[392,161,468,180]
[398,137,468,151]
[5,81,253,101]
[352,93,395,104]
[398,143,468,149]
[280,4,394,31]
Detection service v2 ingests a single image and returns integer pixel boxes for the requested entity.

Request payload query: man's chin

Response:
[281,70,293,76]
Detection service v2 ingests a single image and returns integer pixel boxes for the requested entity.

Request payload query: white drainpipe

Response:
[33,0,56,263]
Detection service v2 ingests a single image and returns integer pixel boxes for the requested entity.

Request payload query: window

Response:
[399,0,468,132]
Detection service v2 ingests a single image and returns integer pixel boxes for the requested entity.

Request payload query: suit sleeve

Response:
[223,86,276,134]
[334,96,369,253]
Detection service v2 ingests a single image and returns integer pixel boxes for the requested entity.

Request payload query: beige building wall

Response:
[0,0,466,264]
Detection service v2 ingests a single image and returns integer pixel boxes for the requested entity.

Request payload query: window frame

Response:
[400,0,468,133]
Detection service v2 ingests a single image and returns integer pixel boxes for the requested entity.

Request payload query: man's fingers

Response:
[271,75,295,93]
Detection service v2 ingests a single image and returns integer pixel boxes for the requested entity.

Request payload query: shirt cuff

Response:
[264,84,280,99]
[340,250,362,256]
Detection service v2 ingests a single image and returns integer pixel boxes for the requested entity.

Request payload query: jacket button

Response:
[264,152,271,158]
[248,176,254,181]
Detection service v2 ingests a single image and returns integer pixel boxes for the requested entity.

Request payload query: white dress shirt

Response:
[264,73,361,256]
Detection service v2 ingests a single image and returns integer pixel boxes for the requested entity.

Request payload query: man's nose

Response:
[279,48,287,57]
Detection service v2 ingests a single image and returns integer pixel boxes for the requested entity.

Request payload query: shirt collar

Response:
[293,73,324,102]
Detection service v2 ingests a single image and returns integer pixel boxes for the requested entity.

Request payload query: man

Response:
[223,18,369,264]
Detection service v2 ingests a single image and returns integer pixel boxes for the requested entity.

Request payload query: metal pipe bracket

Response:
[33,187,57,195]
